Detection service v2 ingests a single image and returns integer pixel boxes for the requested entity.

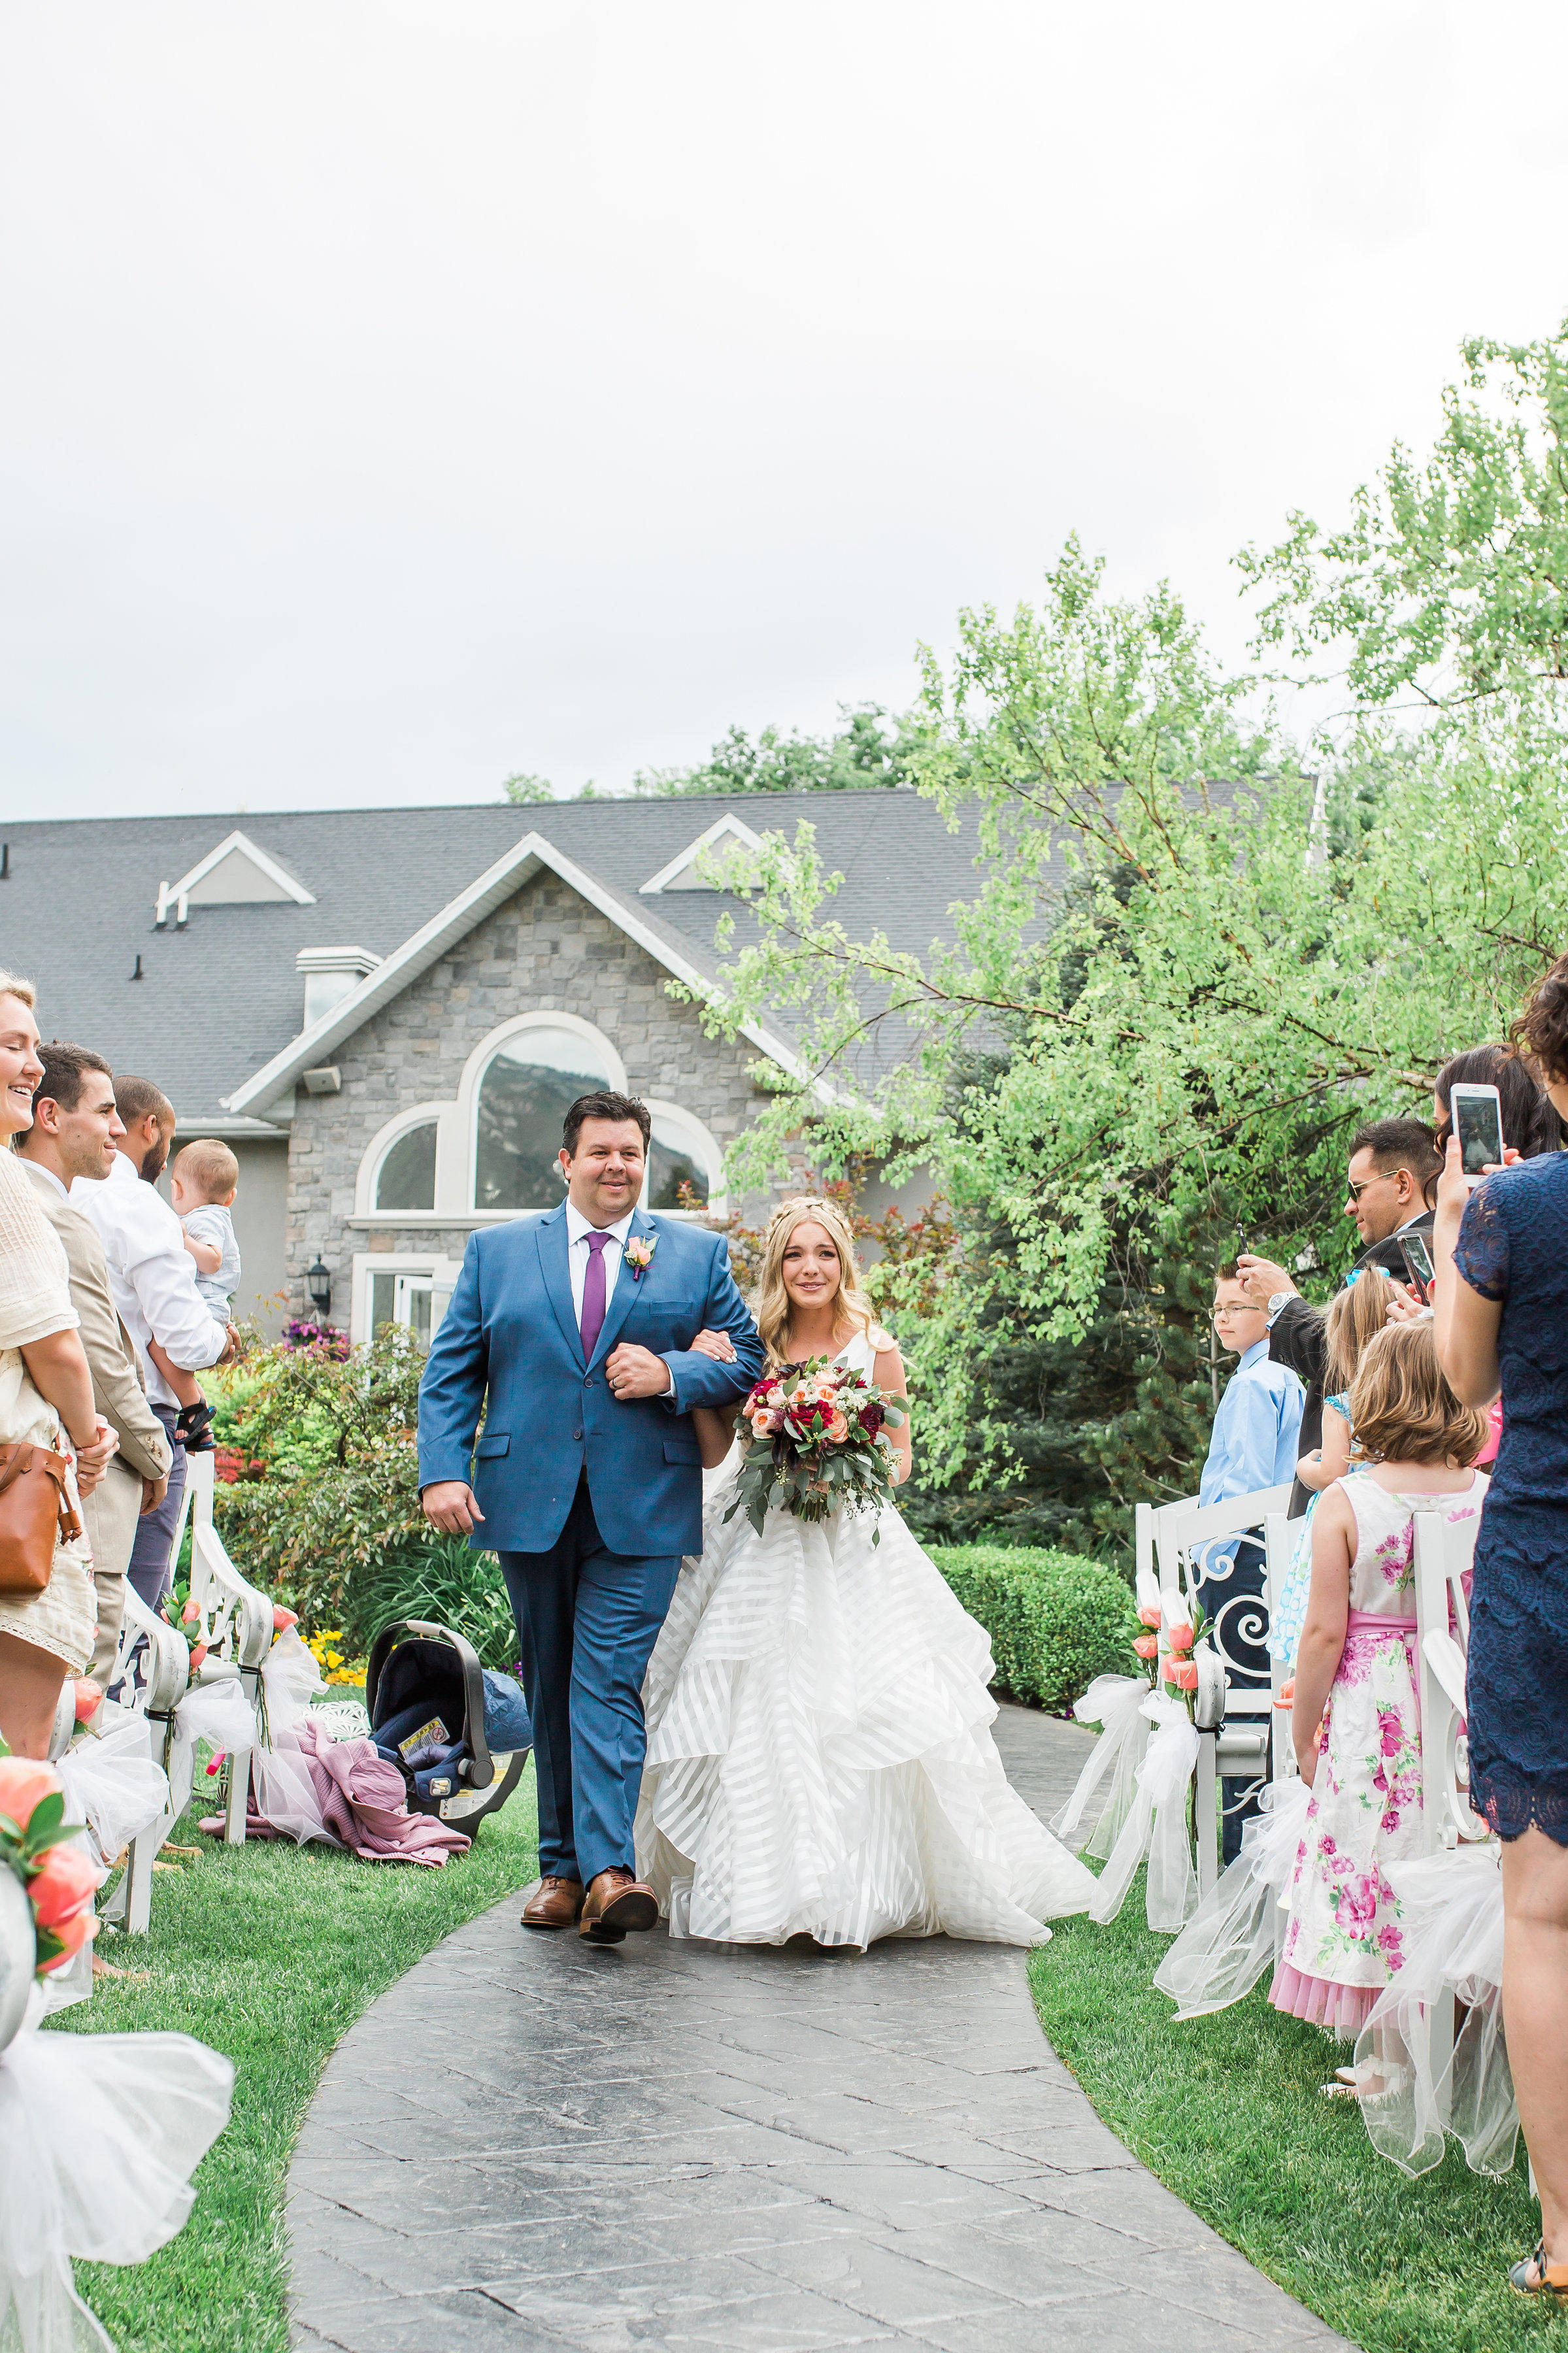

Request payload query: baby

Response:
[146,1139,241,1452]
[171,1139,242,1320]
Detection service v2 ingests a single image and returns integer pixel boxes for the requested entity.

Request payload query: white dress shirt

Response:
[564,1201,635,1332]
[73,1152,229,1409]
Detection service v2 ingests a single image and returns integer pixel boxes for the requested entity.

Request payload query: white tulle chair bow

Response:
[1084,1690,1201,1933]
[1050,1675,1150,1861]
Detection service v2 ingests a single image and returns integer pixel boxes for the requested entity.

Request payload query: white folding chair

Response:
[1412,1510,1487,1856]
[1153,1483,1295,1896]
[97,1581,192,1935]
[181,1450,273,1831]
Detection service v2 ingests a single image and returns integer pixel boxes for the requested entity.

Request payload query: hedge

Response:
[931,1543,1139,1716]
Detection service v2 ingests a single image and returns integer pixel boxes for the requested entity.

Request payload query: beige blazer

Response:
[18,1158,173,1483]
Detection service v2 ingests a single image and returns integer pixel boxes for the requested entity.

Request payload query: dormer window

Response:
[154,829,314,926]
[297,945,382,1030]
[639,812,764,894]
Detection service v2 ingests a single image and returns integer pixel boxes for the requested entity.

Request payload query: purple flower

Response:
[1376,1922,1404,1964]
[1381,1809,1401,1833]
[1378,1710,1404,1758]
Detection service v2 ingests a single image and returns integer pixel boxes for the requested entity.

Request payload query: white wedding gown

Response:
[635,1331,1097,1948]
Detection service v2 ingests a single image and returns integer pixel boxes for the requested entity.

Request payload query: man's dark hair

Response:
[115,1075,175,1131]
[562,1090,652,1158]
[1348,1117,1442,1186]
[33,1041,113,1116]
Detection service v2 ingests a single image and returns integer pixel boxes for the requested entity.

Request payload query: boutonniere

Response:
[624,1233,656,1281]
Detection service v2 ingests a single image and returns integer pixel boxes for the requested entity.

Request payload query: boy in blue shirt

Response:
[1193,1260,1305,1858]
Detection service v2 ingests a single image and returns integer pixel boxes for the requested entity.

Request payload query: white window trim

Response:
[639,812,765,895]
[457,1010,626,1217]
[641,1098,728,1217]
[355,1101,449,1218]
[350,1250,467,1346]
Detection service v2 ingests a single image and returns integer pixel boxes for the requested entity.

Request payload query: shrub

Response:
[933,1543,1139,1715]
[337,1537,518,1672]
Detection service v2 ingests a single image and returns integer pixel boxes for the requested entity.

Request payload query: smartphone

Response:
[1399,1231,1436,1305]
[1450,1081,1505,1182]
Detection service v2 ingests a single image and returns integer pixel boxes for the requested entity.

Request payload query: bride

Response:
[634,1195,1095,1950]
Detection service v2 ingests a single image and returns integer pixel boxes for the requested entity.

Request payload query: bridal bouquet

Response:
[725,1356,906,1538]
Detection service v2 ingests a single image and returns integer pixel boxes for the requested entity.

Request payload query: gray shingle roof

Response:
[0,792,986,1122]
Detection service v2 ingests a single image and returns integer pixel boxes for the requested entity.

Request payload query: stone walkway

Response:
[288,1707,1353,2352]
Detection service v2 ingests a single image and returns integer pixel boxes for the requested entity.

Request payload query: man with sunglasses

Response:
[1238,1117,1441,1519]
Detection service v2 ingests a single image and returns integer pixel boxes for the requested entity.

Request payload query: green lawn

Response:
[1030,1871,1555,2353]
[52,1767,538,2353]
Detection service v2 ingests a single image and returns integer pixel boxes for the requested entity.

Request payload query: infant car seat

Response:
[364,1618,531,1835]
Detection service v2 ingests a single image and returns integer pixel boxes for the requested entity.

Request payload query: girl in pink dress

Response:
[1273,1321,1489,2044]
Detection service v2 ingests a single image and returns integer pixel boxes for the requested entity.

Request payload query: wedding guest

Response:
[1192,1263,1304,1860]
[13,1043,173,1698]
[1275,1323,1488,2054]
[1239,1117,1442,1517]
[1267,1269,1392,1677]
[1433,951,1568,2303]
[1433,1043,1565,1170]
[73,1076,233,1605]
[0,975,118,1756]
[144,1138,242,1451]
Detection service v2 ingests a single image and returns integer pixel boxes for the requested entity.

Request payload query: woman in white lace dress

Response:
[635,1194,1095,1949]
[0,971,116,1754]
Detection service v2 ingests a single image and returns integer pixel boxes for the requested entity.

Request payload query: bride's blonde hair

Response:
[755,1194,879,1365]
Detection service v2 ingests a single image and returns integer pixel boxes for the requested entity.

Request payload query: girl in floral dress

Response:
[1273,1320,1489,2044]
[1269,1269,1393,1674]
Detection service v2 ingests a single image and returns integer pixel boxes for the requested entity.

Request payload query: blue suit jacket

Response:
[416,1203,764,1558]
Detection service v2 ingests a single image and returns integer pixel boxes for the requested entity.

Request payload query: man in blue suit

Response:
[418,1092,763,1944]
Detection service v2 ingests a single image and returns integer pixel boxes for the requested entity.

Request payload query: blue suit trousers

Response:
[500,1474,680,1886]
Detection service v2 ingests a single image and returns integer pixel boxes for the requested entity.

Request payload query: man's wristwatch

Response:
[1266,1292,1293,1326]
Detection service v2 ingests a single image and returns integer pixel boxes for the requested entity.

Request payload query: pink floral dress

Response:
[1270,1468,1488,2039]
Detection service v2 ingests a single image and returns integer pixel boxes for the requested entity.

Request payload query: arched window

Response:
[474,1024,617,1210]
[374,1121,437,1212]
[642,1102,724,1212]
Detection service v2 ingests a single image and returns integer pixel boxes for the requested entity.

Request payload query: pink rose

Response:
[272,1605,298,1633]
[27,1844,98,1931]
[189,1641,209,1673]
[1137,1602,1161,1629]
[1165,1621,1194,1653]
[182,1598,200,1626]
[1134,1635,1159,1660]
[824,1411,849,1444]
[72,1678,100,1724]
[37,1909,97,1975]
[1167,1659,1199,1692]
[0,1758,61,1835]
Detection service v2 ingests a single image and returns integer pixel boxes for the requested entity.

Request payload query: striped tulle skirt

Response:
[633,1471,1096,1950]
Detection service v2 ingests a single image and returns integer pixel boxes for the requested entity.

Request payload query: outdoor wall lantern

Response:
[306,1258,333,1320]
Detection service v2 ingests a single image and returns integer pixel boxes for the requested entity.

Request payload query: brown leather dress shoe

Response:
[522,1875,586,1929]
[578,1868,659,1943]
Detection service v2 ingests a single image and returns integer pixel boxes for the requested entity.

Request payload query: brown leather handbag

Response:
[0,1443,82,1597]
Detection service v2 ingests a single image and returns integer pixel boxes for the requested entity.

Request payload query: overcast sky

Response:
[5,2,1567,820]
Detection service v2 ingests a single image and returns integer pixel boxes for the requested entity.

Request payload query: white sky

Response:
[4,1,1568,818]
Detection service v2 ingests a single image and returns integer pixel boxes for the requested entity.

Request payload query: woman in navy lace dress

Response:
[1435,955,1568,2303]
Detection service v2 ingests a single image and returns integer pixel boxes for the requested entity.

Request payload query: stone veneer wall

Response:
[282,871,776,1318]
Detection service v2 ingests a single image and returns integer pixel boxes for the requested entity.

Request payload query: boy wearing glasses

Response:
[1239,1118,1441,1519]
[1193,1262,1305,1858]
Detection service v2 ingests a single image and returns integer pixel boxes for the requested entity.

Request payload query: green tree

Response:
[674,532,1563,1531]
[633,705,922,797]
[1240,317,1568,711]
[501,772,554,804]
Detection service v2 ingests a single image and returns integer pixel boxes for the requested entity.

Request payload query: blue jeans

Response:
[127,1403,185,1607]
[499,1475,681,1886]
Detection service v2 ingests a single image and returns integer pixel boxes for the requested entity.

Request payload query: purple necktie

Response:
[580,1231,611,1360]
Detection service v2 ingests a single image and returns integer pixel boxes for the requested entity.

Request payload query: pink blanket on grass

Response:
[201,1716,471,1866]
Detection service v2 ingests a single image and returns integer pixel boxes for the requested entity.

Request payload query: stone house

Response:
[4,794,978,1343]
